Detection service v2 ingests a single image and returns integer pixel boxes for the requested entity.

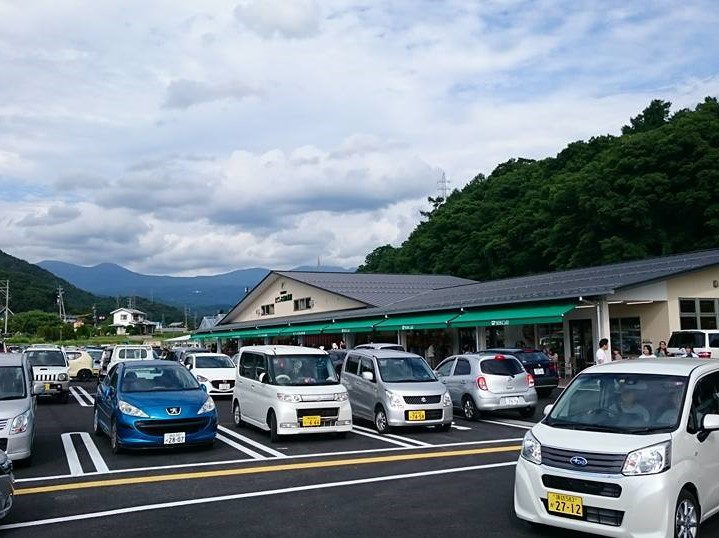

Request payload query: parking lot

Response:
[3,381,719,537]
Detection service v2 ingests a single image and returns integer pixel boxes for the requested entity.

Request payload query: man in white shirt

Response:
[595,338,610,365]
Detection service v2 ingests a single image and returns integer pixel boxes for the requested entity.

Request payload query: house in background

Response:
[110,307,155,335]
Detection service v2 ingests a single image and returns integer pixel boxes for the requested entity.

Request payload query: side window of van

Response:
[345,355,360,376]
[359,358,376,382]
[710,334,719,348]
[688,372,719,433]
[239,353,256,379]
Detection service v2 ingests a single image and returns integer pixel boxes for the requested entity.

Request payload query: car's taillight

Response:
[699,352,711,359]
[527,374,535,388]
[476,376,488,391]
[494,354,505,360]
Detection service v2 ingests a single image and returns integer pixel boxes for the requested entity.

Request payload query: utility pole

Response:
[1,280,9,336]
[57,286,66,323]
[92,303,97,328]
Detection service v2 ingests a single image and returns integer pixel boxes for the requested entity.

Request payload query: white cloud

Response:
[1,0,718,276]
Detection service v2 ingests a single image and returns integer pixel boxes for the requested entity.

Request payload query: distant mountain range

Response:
[38,261,354,313]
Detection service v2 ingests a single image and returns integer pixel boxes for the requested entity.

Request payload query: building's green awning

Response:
[190,331,235,340]
[374,312,460,332]
[279,323,328,336]
[234,327,284,338]
[449,303,576,328]
[322,318,385,334]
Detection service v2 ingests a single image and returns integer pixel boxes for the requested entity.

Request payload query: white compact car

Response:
[514,358,719,538]
[231,346,352,442]
[184,353,235,396]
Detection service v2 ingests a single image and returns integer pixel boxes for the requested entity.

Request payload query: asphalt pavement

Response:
[2,381,719,537]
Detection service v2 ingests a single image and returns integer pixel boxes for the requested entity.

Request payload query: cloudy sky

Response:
[1,0,718,276]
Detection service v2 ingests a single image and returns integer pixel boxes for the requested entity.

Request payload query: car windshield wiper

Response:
[546,420,623,433]
[623,426,671,434]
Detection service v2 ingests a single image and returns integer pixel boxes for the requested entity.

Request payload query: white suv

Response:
[23,346,70,403]
[668,330,719,358]
[515,358,719,537]
[231,346,352,442]
[107,345,154,371]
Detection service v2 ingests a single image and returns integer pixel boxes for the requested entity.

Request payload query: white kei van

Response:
[231,346,352,442]
[514,358,719,537]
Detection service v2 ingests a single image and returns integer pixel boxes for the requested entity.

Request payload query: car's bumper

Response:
[35,380,69,396]
[534,376,560,389]
[199,381,235,397]
[0,430,33,461]
[385,404,453,427]
[514,456,674,538]
[276,401,353,435]
[116,413,218,448]
[474,389,538,411]
[0,474,13,520]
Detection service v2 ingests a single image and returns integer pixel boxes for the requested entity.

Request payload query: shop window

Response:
[610,317,641,356]
[294,297,313,311]
[680,299,719,330]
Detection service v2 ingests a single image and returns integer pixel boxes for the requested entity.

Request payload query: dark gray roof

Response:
[273,271,475,307]
[199,249,719,334]
[382,249,719,313]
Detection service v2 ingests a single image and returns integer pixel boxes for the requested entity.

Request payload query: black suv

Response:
[485,348,559,398]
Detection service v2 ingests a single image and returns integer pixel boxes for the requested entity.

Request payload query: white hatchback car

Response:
[231,346,352,442]
[184,353,235,396]
[514,358,719,538]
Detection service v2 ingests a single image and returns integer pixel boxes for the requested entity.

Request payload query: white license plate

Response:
[534,368,544,375]
[502,397,523,405]
[163,432,186,445]
[219,383,231,391]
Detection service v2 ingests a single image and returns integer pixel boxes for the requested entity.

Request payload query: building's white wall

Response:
[229,277,366,323]
[666,266,719,332]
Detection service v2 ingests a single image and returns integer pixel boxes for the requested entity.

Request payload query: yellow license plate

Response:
[547,492,583,517]
[408,410,426,421]
[44,383,50,391]
[302,415,321,427]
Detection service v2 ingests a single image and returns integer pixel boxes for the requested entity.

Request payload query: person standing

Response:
[683,345,699,358]
[656,341,670,357]
[595,338,611,365]
[640,344,656,358]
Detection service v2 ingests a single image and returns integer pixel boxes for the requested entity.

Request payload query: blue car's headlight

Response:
[118,400,149,418]
[197,397,216,415]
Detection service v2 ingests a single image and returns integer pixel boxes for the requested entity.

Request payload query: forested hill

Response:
[358,98,719,280]
[0,249,183,322]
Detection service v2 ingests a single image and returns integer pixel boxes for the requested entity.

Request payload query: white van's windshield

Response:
[546,373,688,434]
[26,350,66,367]
[270,355,339,386]
[377,356,436,383]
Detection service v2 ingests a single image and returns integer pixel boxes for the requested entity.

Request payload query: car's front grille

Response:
[541,446,626,474]
[541,499,624,527]
[403,395,441,404]
[210,380,234,390]
[34,373,58,381]
[296,407,339,427]
[135,418,210,435]
[0,438,7,451]
[0,419,8,431]
[542,475,622,498]
[405,409,443,421]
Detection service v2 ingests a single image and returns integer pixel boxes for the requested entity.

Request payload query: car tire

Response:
[93,406,104,437]
[462,395,478,421]
[233,401,244,428]
[536,388,554,398]
[519,407,535,418]
[436,422,452,432]
[269,412,280,443]
[78,369,92,382]
[675,488,700,538]
[110,420,123,454]
[374,406,391,434]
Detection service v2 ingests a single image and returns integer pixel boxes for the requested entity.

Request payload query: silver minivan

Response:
[342,349,453,434]
[0,353,43,461]
[435,353,538,420]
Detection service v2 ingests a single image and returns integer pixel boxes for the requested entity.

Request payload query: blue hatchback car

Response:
[93,360,218,453]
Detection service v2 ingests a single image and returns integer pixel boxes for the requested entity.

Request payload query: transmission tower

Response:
[437,170,451,200]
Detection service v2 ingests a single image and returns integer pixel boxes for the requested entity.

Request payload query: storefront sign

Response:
[490,320,509,326]
[275,293,293,304]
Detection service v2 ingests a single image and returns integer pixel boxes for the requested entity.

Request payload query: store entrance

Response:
[569,319,593,374]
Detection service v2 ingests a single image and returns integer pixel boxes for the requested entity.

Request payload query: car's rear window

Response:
[26,350,66,367]
[669,332,706,349]
[480,357,525,376]
[514,351,551,363]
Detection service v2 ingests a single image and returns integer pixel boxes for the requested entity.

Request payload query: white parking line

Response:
[216,434,267,460]
[451,422,472,431]
[16,437,523,483]
[351,427,413,447]
[60,433,84,476]
[0,461,518,530]
[60,432,109,475]
[479,419,532,430]
[75,385,95,404]
[69,386,91,407]
[352,424,432,447]
[217,426,287,458]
